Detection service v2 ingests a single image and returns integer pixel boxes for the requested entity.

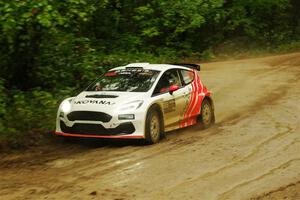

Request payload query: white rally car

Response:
[55,63,215,144]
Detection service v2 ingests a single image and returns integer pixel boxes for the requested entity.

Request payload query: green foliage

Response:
[0,0,96,89]
[0,88,73,143]
[222,0,292,45]
[133,0,224,50]
[0,79,7,135]
[0,0,94,54]
[274,40,300,53]
[201,49,216,60]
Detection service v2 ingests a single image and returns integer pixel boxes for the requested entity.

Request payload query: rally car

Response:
[55,63,215,144]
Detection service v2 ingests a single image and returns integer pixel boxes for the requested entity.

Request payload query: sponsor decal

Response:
[180,92,191,120]
[74,100,115,105]
[104,68,156,77]
[163,99,176,113]
[104,71,117,76]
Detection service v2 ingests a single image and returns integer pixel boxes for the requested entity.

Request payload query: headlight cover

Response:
[61,99,72,113]
[116,100,143,114]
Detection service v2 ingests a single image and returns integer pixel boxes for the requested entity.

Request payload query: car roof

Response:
[111,63,193,72]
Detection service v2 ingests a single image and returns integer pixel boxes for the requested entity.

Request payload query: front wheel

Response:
[145,109,161,144]
[199,99,214,129]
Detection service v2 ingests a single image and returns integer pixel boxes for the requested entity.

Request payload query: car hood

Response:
[69,91,147,113]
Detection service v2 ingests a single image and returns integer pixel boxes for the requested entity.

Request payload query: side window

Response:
[153,69,181,95]
[180,69,194,85]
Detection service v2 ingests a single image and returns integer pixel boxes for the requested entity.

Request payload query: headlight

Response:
[118,114,135,120]
[116,100,143,114]
[61,100,71,113]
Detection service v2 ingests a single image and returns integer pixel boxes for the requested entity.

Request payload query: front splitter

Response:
[55,131,144,139]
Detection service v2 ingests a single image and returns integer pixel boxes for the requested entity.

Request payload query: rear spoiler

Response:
[172,63,201,71]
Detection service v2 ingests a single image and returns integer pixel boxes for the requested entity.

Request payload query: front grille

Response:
[60,120,135,135]
[67,111,112,122]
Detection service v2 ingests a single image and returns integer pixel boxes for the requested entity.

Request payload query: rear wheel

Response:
[145,108,161,144]
[199,99,214,129]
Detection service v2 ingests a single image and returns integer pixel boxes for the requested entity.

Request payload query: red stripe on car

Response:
[180,71,204,127]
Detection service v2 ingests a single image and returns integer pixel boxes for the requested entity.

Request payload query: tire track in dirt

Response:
[165,111,295,192]
[251,180,300,200]
[217,158,300,200]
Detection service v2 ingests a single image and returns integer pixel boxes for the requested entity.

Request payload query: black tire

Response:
[145,108,162,144]
[199,99,214,129]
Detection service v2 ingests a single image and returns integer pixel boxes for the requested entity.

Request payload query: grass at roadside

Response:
[209,40,300,61]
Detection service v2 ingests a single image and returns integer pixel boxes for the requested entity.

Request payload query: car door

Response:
[179,69,203,127]
[152,69,186,131]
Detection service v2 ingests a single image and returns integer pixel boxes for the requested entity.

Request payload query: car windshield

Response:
[86,68,160,92]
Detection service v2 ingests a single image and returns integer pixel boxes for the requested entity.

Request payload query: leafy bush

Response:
[0,88,74,147]
[276,41,300,53]
[0,79,7,136]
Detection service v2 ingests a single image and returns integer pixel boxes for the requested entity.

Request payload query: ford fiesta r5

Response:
[55,63,215,144]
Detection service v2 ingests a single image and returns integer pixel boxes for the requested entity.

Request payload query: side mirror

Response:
[169,85,179,95]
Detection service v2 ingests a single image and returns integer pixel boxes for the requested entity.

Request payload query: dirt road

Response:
[1,53,300,200]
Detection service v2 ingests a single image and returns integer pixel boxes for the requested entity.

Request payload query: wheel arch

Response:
[201,95,215,123]
[203,95,214,112]
[146,103,165,133]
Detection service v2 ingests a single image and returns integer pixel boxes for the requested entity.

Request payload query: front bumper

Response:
[60,120,135,135]
[55,110,146,139]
